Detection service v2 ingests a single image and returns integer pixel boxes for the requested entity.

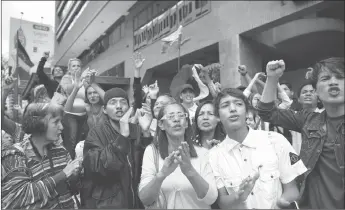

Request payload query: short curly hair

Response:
[22,103,64,134]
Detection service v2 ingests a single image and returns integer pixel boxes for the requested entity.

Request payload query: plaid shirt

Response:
[1,135,77,209]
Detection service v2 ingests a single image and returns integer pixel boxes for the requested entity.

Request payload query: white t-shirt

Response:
[139,145,218,209]
[208,129,307,209]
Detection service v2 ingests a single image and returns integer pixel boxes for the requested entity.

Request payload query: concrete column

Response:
[219,35,263,89]
[219,35,241,89]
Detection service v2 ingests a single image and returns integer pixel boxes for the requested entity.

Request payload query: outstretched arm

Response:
[192,65,209,102]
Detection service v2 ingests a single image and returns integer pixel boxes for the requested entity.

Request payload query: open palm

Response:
[133,52,145,69]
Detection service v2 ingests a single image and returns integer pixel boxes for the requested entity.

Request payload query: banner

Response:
[133,0,211,51]
[9,17,55,79]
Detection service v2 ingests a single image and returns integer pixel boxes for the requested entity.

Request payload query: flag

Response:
[16,34,34,73]
[161,25,183,54]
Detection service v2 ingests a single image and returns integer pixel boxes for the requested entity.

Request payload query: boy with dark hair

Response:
[258,58,344,209]
[209,88,306,209]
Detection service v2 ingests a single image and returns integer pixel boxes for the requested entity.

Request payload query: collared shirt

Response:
[291,108,324,155]
[1,135,76,209]
[188,103,198,125]
[208,129,307,209]
[139,145,218,209]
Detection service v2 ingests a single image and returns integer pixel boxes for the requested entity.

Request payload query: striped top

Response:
[1,135,77,209]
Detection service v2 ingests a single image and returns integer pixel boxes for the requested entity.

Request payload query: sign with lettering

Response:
[133,0,211,51]
[9,17,55,79]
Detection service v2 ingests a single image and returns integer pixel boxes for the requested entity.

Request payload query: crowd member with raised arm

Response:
[209,88,306,209]
[2,76,26,144]
[81,87,153,209]
[132,51,146,112]
[36,51,66,98]
[139,103,218,209]
[257,58,344,208]
[1,101,82,209]
[238,65,261,94]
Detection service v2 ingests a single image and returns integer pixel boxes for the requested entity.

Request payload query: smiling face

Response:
[53,66,64,78]
[316,70,344,105]
[197,103,219,132]
[218,95,247,131]
[298,84,317,107]
[104,97,129,121]
[159,104,188,138]
[180,89,195,104]
[45,114,63,142]
[86,86,100,104]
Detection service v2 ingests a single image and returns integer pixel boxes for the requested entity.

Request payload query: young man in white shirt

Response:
[208,88,307,209]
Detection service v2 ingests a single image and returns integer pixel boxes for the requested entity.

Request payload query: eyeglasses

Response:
[161,113,188,121]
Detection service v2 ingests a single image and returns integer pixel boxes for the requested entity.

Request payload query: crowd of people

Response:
[1,50,344,209]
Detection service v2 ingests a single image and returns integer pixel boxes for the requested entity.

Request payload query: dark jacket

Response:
[257,101,344,206]
[133,77,143,111]
[81,118,152,209]
[36,57,59,98]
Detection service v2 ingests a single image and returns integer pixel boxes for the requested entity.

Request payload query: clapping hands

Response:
[158,142,196,178]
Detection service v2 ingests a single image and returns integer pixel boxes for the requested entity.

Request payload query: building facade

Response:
[54,0,344,101]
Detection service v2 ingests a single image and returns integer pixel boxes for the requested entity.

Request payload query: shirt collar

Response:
[221,127,258,152]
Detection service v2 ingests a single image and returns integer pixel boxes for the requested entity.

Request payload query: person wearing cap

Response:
[180,84,198,125]
[81,87,153,209]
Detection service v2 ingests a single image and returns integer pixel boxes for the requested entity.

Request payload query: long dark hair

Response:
[84,85,104,105]
[193,101,225,146]
[154,102,197,159]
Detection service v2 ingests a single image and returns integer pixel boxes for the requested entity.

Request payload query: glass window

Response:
[102,62,124,77]
[102,35,109,51]
[110,26,121,45]
[120,22,125,38]
[147,4,153,20]
[133,17,138,31]
[60,1,74,21]
[201,0,208,7]
[67,1,88,31]
[195,0,200,9]
[137,9,148,29]
[179,8,182,22]
[189,2,192,13]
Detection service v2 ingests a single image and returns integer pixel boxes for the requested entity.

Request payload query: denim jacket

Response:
[257,101,344,203]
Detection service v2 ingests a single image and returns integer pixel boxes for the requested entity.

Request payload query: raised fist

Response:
[43,51,50,59]
[238,65,247,76]
[266,60,285,78]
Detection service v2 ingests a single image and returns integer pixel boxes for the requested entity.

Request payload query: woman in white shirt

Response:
[139,103,218,209]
